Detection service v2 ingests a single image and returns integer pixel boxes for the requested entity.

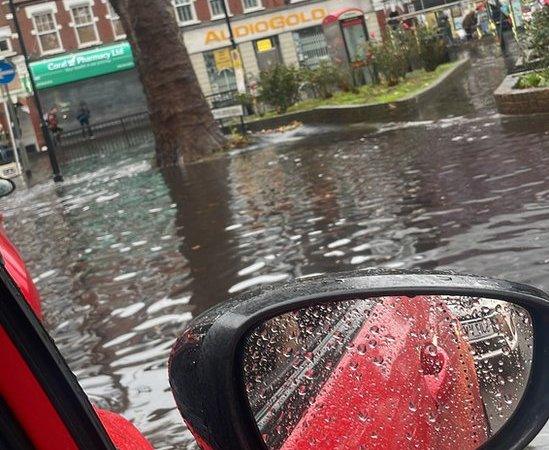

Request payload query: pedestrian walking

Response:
[437,12,454,44]
[462,10,478,40]
[76,102,93,139]
[46,107,62,145]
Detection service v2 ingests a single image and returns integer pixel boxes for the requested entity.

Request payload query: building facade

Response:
[1,0,386,146]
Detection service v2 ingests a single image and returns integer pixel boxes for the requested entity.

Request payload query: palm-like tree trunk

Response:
[110,0,226,166]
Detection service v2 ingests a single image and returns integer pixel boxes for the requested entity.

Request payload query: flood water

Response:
[3,43,549,449]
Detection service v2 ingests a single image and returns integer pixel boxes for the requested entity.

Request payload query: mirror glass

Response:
[242,296,533,450]
[0,178,14,197]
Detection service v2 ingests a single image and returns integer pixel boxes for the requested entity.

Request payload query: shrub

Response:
[301,61,343,99]
[417,27,449,72]
[236,92,254,114]
[368,32,408,86]
[258,65,301,113]
[515,69,549,89]
[526,6,549,68]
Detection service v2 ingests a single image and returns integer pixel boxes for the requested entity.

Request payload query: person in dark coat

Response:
[462,10,478,40]
[46,106,62,145]
[76,102,93,138]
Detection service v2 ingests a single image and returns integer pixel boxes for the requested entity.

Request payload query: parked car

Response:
[0,145,17,179]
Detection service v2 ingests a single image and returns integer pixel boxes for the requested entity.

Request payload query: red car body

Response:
[0,214,42,319]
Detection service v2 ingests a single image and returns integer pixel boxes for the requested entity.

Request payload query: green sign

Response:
[30,42,135,90]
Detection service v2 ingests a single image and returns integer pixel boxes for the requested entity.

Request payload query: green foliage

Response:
[417,27,449,72]
[301,61,344,99]
[258,65,301,113]
[368,31,409,86]
[236,92,253,109]
[526,6,549,68]
[515,69,549,89]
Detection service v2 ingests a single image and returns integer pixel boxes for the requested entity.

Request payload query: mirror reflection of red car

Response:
[281,296,489,450]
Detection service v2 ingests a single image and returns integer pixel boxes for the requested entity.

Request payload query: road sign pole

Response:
[1,85,22,176]
[5,82,31,176]
[8,0,63,182]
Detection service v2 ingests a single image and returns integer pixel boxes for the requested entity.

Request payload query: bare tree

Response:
[110,0,226,166]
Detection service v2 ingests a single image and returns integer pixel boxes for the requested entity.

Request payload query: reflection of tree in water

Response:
[161,161,241,314]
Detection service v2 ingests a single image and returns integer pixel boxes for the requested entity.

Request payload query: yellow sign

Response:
[213,48,232,71]
[230,49,243,69]
[204,7,327,45]
[256,38,273,53]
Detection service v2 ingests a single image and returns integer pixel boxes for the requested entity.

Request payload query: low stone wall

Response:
[245,58,471,132]
[494,72,549,115]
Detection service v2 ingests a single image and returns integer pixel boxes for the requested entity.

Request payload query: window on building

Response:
[243,0,262,11]
[204,48,237,95]
[209,0,228,18]
[174,0,197,24]
[0,38,10,53]
[71,5,98,45]
[293,26,329,69]
[107,3,125,38]
[32,12,62,54]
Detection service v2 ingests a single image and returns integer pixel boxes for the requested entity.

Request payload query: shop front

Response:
[29,42,146,132]
[182,0,382,96]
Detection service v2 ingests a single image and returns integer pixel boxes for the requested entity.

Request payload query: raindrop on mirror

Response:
[241,296,533,450]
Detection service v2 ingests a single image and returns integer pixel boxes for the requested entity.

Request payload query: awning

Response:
[322,7,365,25]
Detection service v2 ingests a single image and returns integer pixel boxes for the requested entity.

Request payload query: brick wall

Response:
[494,76,549,115]
[8,0,122,60]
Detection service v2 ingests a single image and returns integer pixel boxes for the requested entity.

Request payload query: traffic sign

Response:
[0,60,16,85]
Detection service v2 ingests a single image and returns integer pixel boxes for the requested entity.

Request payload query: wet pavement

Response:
[2,42,549,449]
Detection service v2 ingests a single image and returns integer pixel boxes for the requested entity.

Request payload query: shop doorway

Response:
[254,36,283,72]
[322,8,374,86]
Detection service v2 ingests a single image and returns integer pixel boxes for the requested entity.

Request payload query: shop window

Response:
[243,0,262,12]
[209,0,230,19]
[174,0,198,24]
[107,2,125,38]
[71,5,99,46]
[293,26,329,68]
[204,47,237,94]
[32,11,62,55]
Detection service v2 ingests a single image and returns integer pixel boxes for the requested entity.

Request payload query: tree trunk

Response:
[110,0,226,167]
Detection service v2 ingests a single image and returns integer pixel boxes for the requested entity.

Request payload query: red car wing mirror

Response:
[169,270,549,450]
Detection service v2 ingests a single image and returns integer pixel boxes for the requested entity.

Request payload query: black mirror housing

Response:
[169,270,549,450]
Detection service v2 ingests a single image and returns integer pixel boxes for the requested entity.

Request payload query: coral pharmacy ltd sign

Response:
[184,0,365,53]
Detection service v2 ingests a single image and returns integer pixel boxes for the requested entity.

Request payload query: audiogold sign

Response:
[204,8,328,44]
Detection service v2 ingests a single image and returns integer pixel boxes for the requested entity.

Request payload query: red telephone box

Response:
[322,8,374,86]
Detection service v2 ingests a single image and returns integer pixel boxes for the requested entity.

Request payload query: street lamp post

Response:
[8,0,63,182]
[219,0,247,135]
[220,0,237,50]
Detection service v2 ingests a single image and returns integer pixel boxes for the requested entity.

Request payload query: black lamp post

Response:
[8,0,63,182]
[219,0,247,135]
